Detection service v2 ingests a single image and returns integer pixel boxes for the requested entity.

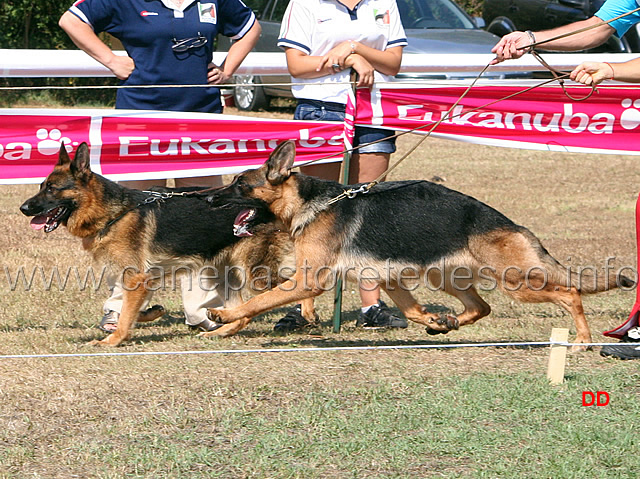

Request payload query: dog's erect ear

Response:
[266,141,296,185]
[70,142,91,179]
[56,143,72,166]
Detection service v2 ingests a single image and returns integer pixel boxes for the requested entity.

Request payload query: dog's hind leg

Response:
[90,272,151,347]
[300,297,319,325]
[504,283,591,351]
[476,231,592,350]
[381,283,459,332]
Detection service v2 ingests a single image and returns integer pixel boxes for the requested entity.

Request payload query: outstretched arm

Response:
[491,17,615,64]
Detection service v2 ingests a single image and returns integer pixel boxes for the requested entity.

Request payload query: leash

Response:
[323,6,640,206]
[325,68,586,206]
[97,188,219,238]
[326,63,491,205]
[529,50,596,102]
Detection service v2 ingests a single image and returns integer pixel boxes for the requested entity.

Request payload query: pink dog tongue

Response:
[30,215,47,230]
[233,208,255,237]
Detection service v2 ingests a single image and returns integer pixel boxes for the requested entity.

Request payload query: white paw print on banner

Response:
[36,128,74,155]
[620,99,640,130]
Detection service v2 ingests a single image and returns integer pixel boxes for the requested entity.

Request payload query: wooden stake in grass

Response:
[547,328,569,385]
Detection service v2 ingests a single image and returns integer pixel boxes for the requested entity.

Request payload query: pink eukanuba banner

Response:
[0,109,345,184]
[3,83,640,184]
[360,83,640,155]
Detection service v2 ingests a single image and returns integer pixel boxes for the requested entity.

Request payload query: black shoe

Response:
[274,305,310,333]
[600,328,640,360]
[357,301,408,329]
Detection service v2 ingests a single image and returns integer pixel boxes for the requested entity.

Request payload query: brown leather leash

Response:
[322,8,640,205]
[325,67,593,205]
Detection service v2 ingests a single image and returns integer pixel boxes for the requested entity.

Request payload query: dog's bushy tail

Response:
[530,233,635,294]
[475,227,636,295]
[562,266,635,294]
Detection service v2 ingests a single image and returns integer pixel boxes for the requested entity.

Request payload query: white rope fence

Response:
[0,340,635,360]
[2,50,638,78]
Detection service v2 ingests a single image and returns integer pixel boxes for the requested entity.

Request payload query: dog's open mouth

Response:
[30,206,68,233]
[233,208,257,237]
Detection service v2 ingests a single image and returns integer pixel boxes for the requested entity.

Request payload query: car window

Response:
[254,0,476,29]
[259,0,288,22]
[397,0,476,30]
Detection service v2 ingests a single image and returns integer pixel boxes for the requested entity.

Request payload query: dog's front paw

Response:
[199,318,251,338]
[88,332,129,347]
[425,314,459,335]
[88,338,116,347]
[206,307,237,324]
[137,304,165,323]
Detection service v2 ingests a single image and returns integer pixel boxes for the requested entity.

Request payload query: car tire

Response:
[597,35,631,53]
[486,16,517,37]
[233,75,269,111]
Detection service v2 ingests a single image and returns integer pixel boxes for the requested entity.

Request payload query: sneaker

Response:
[99,310,119,333]
[274,305,310,333]
[190,318,223,332]
[357,301,408,329]
[600,327,640,360]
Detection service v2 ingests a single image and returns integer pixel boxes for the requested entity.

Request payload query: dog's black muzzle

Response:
[20,195,73,233]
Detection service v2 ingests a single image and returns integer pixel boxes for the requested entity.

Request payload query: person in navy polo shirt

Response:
[59,0,261,335]
[60,0,260,114]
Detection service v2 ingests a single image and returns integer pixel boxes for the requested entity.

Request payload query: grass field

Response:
[1,105,639,478]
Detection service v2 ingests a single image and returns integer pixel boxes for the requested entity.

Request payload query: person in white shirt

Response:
[273,0,410,331]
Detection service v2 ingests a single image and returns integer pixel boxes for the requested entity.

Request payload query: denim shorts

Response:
[294,99,396,154]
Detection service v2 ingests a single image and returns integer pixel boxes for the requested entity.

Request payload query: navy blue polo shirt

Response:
[70,0,256,112]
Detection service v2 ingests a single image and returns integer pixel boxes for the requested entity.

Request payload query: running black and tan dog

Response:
[203,141,634,347]
[19,143,302,346]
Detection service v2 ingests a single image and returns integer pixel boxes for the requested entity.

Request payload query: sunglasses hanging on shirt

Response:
[171,33,208,52]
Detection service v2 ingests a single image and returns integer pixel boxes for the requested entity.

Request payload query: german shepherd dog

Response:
[203,141,634,348]
[20,143,300,346]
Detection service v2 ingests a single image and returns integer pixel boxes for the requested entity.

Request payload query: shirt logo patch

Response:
[374,9,390,26]
[198,3,217,24]
[140,11,159,16]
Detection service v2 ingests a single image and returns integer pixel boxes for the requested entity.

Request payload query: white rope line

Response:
[0,78,586,92]
[0,83,282,91]
[0,340,636,360]
[1,80,351,91]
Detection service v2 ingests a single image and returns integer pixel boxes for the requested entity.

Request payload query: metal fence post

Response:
[332,71,357,333]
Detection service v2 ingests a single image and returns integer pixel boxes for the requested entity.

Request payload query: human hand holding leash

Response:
[570,62,614,86]
[344,54,375,88]
[490,31,531,64]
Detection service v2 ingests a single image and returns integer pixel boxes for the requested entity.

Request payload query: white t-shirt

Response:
[278,0,407,104]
